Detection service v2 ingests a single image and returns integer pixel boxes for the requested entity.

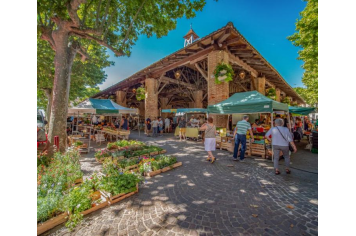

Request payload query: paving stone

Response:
[44,133,318,236]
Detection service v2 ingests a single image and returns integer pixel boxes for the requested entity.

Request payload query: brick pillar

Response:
[275,88,281,102]
[145,78,159,120]
[193,90,203,108]
[256,76,266,95]
[115,90,127,106]
[208,50,230,128]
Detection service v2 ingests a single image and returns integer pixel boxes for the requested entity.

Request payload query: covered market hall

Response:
[91,22,305,128]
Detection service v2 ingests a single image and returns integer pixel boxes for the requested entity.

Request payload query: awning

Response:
[68,98,138,115]
[207,91,288,114]
[289,106,316,115]
[162,108,207,113]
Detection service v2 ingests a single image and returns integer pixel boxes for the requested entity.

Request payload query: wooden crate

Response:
[216,136,221,143]
[250,143,266,158]
[37,212,68,235]
[216,142,222,149]
[221,137,228,143]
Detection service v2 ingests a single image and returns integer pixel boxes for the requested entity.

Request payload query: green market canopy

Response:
[289,106,316,115]
[162,108,207,113]
[68,98,138,115]
[207,91,288,114]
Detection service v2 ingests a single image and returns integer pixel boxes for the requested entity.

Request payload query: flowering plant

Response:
[100,159,142,195]
[94,148,112,162]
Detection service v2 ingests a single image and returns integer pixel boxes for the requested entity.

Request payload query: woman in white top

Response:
[200,117,217,164]
[265,118,297,175]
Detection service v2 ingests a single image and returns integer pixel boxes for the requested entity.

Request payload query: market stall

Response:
[162,108,207,140]
[207,91,289,159]
[289,106,317,152]
[68,99,138,150]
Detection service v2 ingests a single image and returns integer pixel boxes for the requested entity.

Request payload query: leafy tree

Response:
[38,0,206,153]
[294,87,316,106]
[288,0,318,106]
[37,38,112,121]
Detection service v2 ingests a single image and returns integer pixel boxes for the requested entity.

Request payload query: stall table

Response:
[174,127,199,139]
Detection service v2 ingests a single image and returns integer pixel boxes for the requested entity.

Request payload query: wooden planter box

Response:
[161,162,182,173]
[37,212,68,235]
[81,191,109,216]
[251,143,266,158]
[75,177,83,185]
[103,183,139,204]
[146,162,182,177]
[150,151,159,156]
[96,156,112,163]
[159,150,167,154]
[124,164,138,171]
[146,169,162,177]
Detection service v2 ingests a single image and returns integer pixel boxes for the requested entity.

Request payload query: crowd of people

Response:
[144,115,206,138]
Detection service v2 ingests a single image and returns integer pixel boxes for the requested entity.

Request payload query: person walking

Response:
[158,117,163,136]
[233,115,254,162]
[152,117,158,137]
[178,117,187,141]
[146,116,152,137]
[200,117,217,164]
[165,117,170,133]
[120,116,129,130]
[265,118,297,175]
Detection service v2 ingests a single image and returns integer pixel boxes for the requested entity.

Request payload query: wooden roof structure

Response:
[92,22,304,104]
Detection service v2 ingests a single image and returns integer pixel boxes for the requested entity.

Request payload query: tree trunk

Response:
[48,30,77,154]
[44,88,53,122]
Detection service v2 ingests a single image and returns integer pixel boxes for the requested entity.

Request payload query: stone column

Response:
[256,76,266,95]
[145,78,159,120]
[275,88,281,102]
[115,90,127,107]
[193,90,203,108]
[207,50,230,128]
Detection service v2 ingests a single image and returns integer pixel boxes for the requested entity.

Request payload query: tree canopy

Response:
[37,38,113,111]
[288,0,318,106]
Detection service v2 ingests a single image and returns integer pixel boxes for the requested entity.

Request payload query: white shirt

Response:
[92,116,98,123]
[165,118,170,126]
[152,120,158,127]
[265,126,293,147]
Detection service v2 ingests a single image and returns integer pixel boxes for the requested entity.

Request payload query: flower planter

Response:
[37,212,68,235]
[161,162,182,173]
[103,183,139,204]
[159,150,167,154]
[81,191,109,216]
[146,169,162,177]
[74,177,83,185]
[124,164,138,171]
[150,151,159,156]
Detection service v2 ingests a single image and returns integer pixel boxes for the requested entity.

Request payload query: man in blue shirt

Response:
[233,115,254,162]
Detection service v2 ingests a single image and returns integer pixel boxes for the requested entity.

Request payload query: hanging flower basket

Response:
[214,63,234,84]
[136,87,145,101]
[266,88,276,100]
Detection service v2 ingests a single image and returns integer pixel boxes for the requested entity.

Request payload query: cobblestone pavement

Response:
[45,132,318,236]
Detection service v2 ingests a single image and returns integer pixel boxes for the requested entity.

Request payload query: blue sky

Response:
[99,0,306,90]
